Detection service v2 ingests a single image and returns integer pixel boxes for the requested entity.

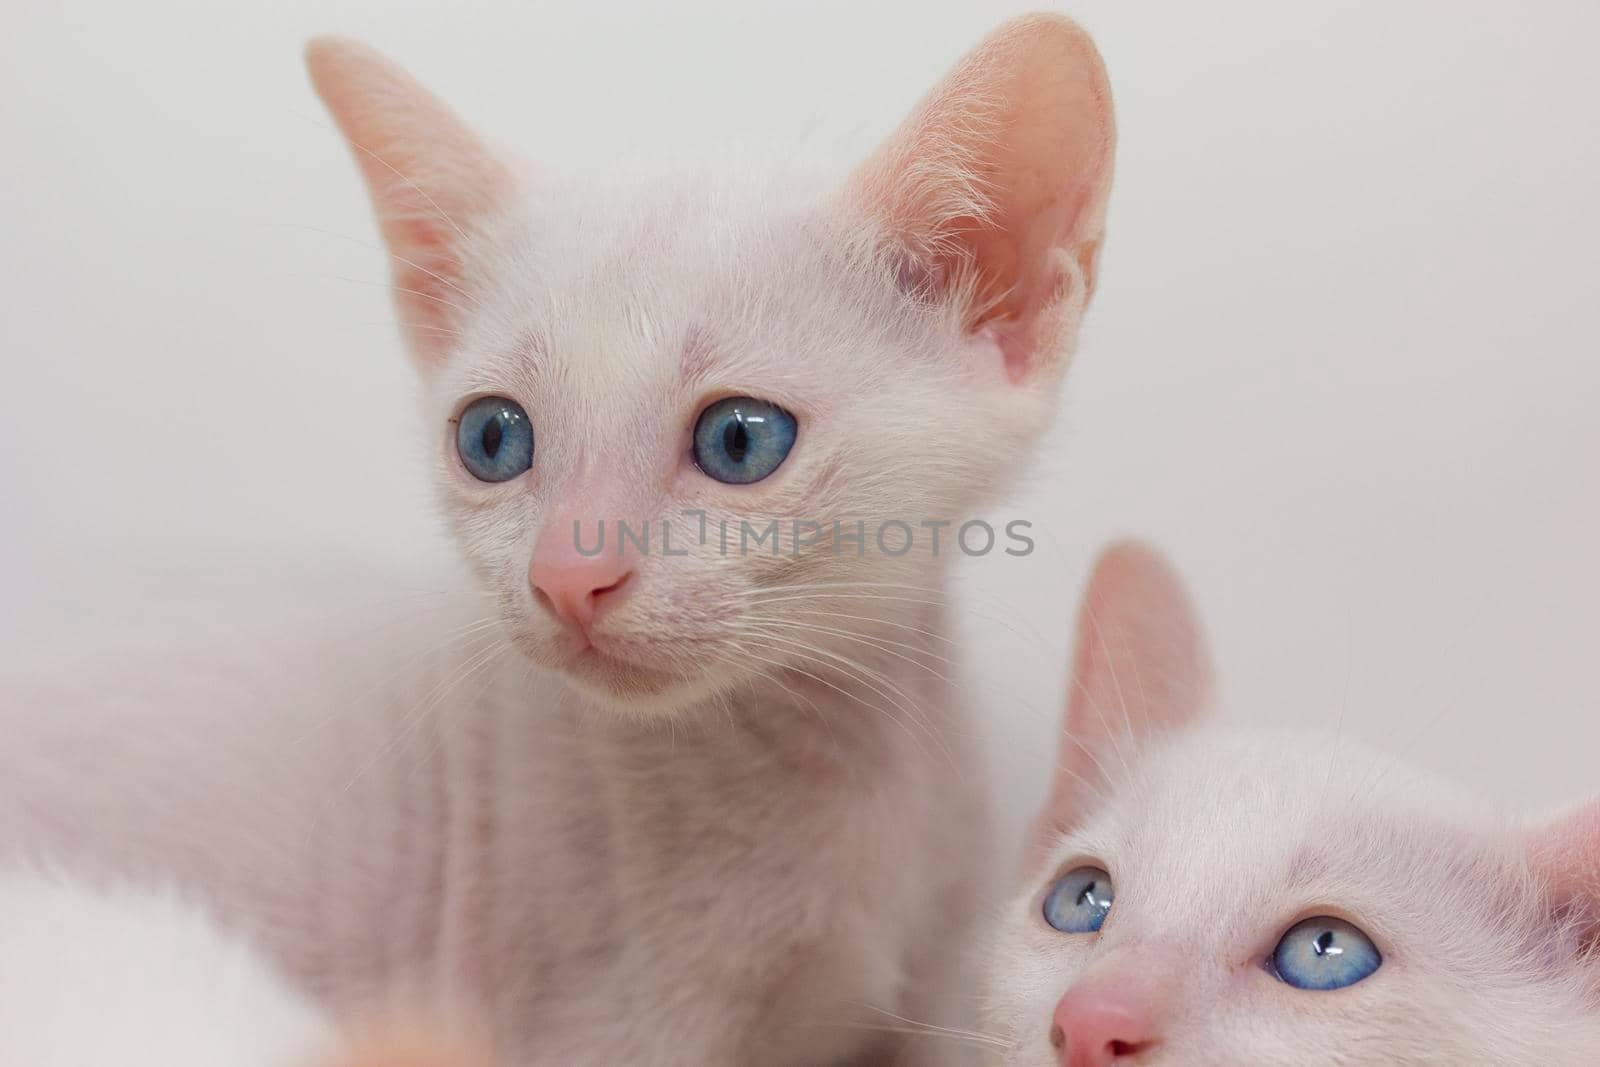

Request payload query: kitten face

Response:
[307,18,1116,713]
[424,175,1049,710]
[982,542,1600,1065]
[988,727,1598,1065]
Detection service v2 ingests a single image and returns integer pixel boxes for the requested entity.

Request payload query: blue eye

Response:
[692,397,797,485]
[1272,916,1382,990]
[1042,866,1114,934]
[456,396,534,483]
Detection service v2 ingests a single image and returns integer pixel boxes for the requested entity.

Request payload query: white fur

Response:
[0,873,331,1067]
[1,15,1113,1066]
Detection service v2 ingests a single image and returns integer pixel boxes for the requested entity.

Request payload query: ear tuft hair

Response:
[850,14,1116,381]
[1530,797,1600,965]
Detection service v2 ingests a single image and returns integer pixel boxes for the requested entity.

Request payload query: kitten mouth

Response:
[513,626,720,710]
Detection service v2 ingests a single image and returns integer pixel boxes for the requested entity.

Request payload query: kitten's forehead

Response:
[469,192,704,379]
[437,165,972,501]
[436,187,730,471]
[455,169,891,404]
[1123,726,1481,832]
[1059,727,1508,936]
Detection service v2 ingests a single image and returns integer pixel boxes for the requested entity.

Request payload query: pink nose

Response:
[529,522,635,631]
[1051,986,1159,1065]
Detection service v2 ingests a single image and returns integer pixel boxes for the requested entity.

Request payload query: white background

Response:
[2,1,1596,842]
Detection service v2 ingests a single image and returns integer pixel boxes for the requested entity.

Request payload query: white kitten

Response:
[0,14,1114,1064]
[0,873,331,1067]
[982,542,1600,1065]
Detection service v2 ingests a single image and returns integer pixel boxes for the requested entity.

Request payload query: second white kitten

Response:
[982,543,1600,1065]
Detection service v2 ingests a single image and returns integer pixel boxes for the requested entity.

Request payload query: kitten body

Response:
[0,590,974,1064]
[1,14,1115,1064]
[982,543,1600,1065]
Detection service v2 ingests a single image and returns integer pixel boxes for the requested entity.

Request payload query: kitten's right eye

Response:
[1042,866,1114,934]
[455,396,534,483]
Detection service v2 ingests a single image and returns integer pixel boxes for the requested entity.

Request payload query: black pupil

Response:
[1314,930,1335,956]
[481,415,504,458]
[1077,881,1097,906]
[722,415,750,464]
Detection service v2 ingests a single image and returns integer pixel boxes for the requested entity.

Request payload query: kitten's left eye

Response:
[1272,916,1382,991]
[692,397,797,485]
[1042,866,1114,934]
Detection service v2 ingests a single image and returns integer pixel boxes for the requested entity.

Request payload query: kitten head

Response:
[984,541,1600,1065]
[305,15,1115,714]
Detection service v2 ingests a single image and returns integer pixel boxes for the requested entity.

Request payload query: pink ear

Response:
[851,14,1115,381]
[1530,797,1600,919]
[1035,542,1211,849]
[305,37,514,367]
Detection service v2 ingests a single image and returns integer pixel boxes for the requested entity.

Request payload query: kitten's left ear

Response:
[306,37,515,368]
[851,14,1115,382]
[1033,541,1211,855]
[1529,797,1600,934]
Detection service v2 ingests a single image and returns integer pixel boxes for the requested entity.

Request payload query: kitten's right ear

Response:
[1034,542,1211,849]
[305,37,514,368]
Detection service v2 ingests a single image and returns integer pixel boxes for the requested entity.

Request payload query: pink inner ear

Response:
[1531,798,1600,912]
[852,14,1115,380]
